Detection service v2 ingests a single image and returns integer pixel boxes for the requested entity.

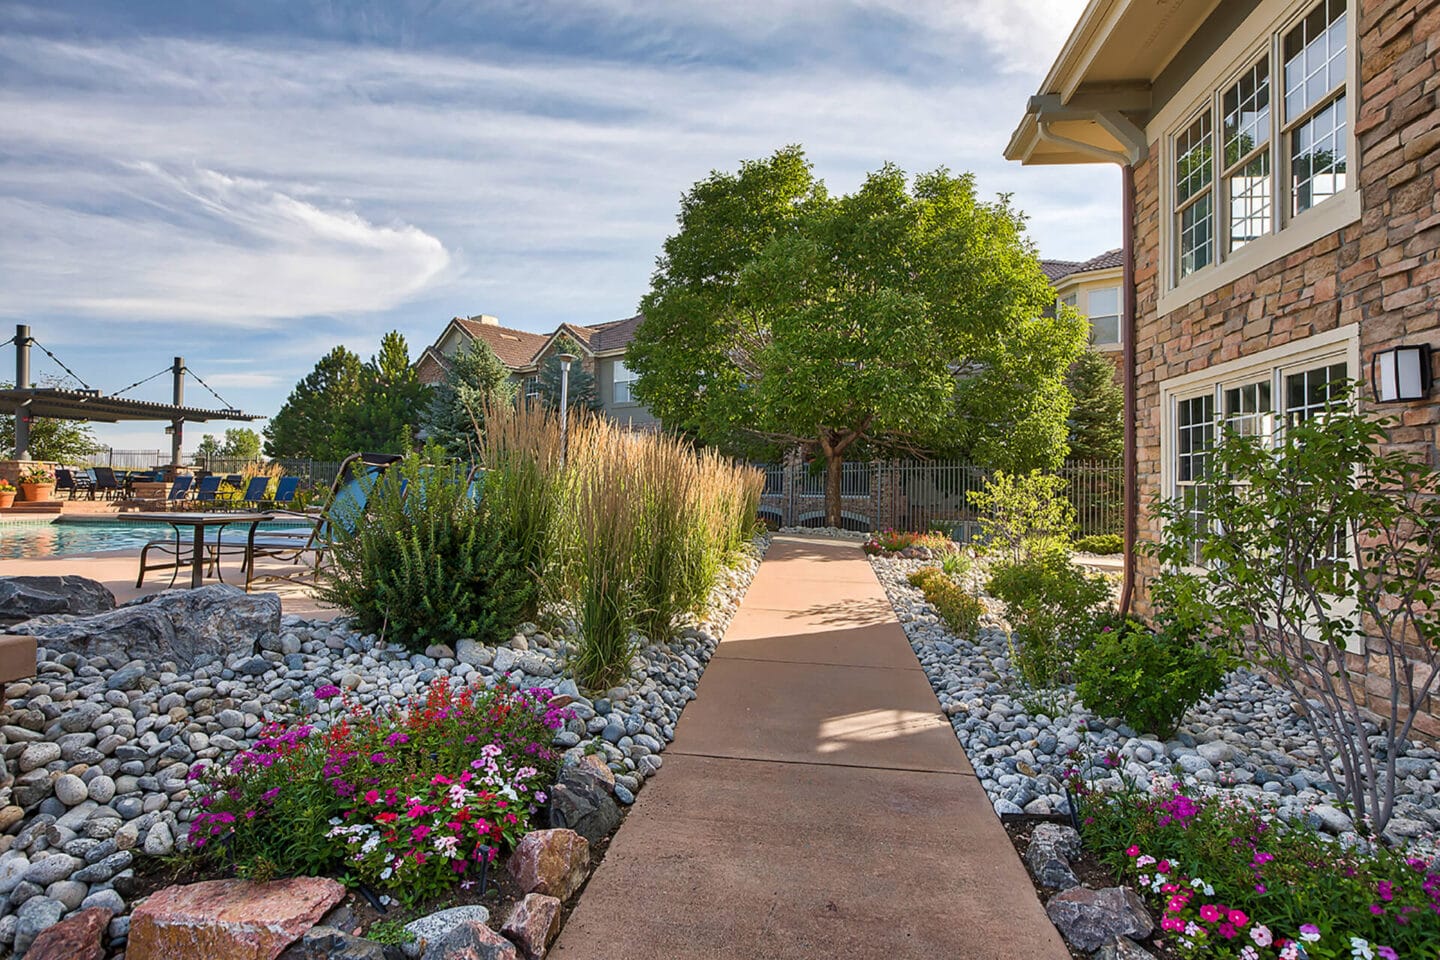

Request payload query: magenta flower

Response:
[315,684,341,699]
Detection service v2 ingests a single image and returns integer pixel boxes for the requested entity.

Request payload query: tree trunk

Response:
[825,450,844,529]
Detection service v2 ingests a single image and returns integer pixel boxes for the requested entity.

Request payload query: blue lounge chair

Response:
[192,475,222,508]
[91,467,121,500]
[239,476,269,507]
[466,464,487,502]
[242,453,402,591]
[164,475,193,503]
[269,476,300,507]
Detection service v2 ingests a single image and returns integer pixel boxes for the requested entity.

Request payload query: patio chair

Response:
[268,476,300,508]
[466,464,487,502]
[239,476,269,508]
[157,474,193,505]
[55,468,92,501]
[242,453,403,591]
[91,467,121,500]
[192,475,223,508]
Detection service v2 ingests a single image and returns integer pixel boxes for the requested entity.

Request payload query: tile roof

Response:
[453,317,549,368]
[1040,248,1124,283]
[587,314,643,353]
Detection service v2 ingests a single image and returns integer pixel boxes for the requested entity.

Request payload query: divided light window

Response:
[1087,287,1122,347]
[613,361,638,404]
[1171,0,1348,283]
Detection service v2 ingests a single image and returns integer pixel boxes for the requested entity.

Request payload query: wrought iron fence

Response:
[78,449,169,469]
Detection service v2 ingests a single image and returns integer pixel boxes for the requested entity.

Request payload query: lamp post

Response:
[556,353,578,465]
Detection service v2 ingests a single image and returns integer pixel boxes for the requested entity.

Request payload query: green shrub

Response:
[907,567,983,638]
[987,551,1109,690]
[189,679,569,904]
[939,549,971,582]
[1074,571,1228,737]
[1074,533,1123,554]
[319,456,534,650]
[968,470,1075,563]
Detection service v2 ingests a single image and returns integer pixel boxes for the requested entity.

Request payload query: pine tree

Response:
[422,339,515,458]
[1064,348,1123,462]
[342,331,427,454]
[535,337,600,412]
[263,346,364,460]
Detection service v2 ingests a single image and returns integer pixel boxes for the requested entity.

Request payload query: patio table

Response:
[129,511,273,589]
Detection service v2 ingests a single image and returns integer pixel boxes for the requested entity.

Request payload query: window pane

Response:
[1088,287,1120,317]
[1176,393,1216,562]
[1175,113,1213,205]
[1291,94,1347,214]
[1228,152,1272,251]
[1179,193,1214,278]
[1284,0,1346,121]
[1224,55,1271,166]
[613,361,637,403]
[1090,315,1121,346]
[1224,380,1273,438]
[1284,361,1347,424]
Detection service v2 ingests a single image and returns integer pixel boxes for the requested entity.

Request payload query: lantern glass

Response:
[1372,344,1432,402]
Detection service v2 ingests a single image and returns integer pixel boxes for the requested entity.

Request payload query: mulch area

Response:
[1002,816,1182,960]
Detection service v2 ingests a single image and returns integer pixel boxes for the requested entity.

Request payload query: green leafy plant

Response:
[18,466,55,485]
[969,470,1075,563]
[1074,533,1123,555]
[366,920,417,946]
[189,678,571,905]
[1073,574,1229,737]
[987,551,1109,690]
[319,456,534,650]
[907,566,983,638]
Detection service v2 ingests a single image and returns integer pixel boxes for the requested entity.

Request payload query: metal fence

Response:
[755,458,1123,536]
[197,457,345,490]
[79,449,170,469]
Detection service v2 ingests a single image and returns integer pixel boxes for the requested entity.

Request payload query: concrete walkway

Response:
[550,537,1069,960]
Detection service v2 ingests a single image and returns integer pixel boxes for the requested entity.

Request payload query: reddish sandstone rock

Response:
[423,919,519,960]
[27,906,112,960]
[128,877,346,960]
[501,893,562,959]
[507,829,590,901]
[574,754,615,793]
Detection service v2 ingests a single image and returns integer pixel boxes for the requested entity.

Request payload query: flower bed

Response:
[1079,777,1440,960]
[188,678,569,904]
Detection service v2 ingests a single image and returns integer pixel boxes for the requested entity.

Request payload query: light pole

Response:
[556,352,578,465]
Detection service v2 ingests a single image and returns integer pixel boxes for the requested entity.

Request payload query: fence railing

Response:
[754,458,1123,536]
[79,449,170,469]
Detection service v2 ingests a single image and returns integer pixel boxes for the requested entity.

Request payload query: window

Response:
[613,361,637,404]
[523,376,540,400]
[1165,0,1350,289]
[1168,351,1349,562]
[1086,287,1121,347]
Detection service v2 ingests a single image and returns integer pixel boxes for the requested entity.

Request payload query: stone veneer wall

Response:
[1130,0,1440,735]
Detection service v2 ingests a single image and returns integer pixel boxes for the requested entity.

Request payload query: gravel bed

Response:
[0,535,767,956]
[871,555,1440,853]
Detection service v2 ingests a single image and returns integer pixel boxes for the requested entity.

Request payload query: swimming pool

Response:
[0,518,313,561]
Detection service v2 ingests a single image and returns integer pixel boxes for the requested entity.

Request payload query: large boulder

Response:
[507,829,590,902]
[501,893,562,959]
[403,905,492,956]
[1025,822,1082,890]
[15,584,280,670]
[0,576,115,623]
[26,905,112,960]
[127,877,345,960]
[548,766,620,846]
[422,919,518,960]
[1045,886,1154,953]
[275,925,387,960]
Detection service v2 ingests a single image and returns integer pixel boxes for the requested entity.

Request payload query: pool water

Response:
[0,519,313,561]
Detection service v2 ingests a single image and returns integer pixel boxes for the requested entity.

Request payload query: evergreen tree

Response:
[422,339,515,458]
[263,346,364,460]
[535,337,600,412]
[343,331,427,454]
[1064,348,1124,462]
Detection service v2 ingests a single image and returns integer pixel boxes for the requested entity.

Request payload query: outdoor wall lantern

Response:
[1371,344,1433,403]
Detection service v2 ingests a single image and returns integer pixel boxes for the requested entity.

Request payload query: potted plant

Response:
[0,480,14,509]
[18,466,56,502]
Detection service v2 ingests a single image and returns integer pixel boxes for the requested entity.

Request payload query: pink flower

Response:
[1200,904,1222,923]
[1161,918,1186,933]
[1126,845,1140,858]
[1218,923,1237,940]
[1228,909,1248,926]
[364,789,380,805]
[1298,924,1321,943]
[1377,947,1398,960]
[1251,925,1273,947]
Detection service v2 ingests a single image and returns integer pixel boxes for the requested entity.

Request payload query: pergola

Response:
[5,325,262,468]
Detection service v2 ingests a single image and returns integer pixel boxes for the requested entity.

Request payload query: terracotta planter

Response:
[19,483,55,502]
[0,492,13,509]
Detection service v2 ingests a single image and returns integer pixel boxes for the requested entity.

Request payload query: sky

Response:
[0,0,1119,452]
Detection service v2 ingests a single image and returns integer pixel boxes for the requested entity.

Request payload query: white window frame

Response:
[613,361,638,405]
[1151,0,1360,317]
[1084,286,1122,350]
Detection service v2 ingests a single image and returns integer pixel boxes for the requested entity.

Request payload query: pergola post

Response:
[170,356,184,471]
[13,325,30,460]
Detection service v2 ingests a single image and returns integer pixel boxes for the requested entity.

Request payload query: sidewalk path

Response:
[550,536,1069,960]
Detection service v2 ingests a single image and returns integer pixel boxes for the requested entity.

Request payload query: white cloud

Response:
[194,371,282,388]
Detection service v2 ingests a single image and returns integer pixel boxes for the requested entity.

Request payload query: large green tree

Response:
[263,346,364,460]
[1064,348,1124,462]
[535,336,600,413]
[1,381,101,461]
[629,146,1087,524]
[342,331,427,454]
[421,338,515,458]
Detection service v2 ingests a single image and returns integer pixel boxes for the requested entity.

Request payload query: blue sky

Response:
[0,0,1118,451]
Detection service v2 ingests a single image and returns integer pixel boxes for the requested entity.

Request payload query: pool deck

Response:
[0,549,339,620]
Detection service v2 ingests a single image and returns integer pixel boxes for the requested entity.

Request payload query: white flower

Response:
[1349,937,1373,960]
